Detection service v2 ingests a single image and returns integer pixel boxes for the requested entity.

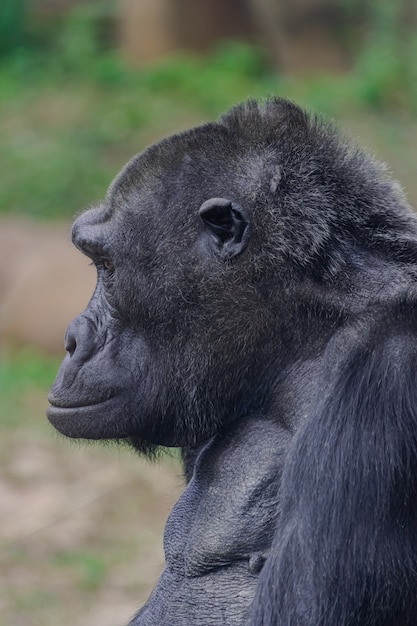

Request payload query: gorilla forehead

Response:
[106,99,313,214]
[108,124,227,208]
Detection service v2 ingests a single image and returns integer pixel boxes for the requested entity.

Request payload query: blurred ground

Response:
[0,219,95,353]
[0,381,183,626]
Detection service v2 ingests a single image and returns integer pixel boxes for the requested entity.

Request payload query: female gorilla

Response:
[48,98,417,625]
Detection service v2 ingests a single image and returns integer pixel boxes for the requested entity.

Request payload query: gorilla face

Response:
[47,128,270,449]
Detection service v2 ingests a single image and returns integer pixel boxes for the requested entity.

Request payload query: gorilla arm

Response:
[252,307,417,626]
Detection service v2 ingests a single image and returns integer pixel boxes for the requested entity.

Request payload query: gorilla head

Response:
[47,98,414,453]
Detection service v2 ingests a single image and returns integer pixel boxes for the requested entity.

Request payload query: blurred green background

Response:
[1,1,416,625]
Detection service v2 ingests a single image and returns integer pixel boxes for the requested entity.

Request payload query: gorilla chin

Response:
[47,97,417,626]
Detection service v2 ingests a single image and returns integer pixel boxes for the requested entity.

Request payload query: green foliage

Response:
[339,0,417,113]
[57,6,103,71]
[0,0,26,56]
[0,349,60,428]
[353,37,417,112]
[0,3,416,220]
[0,38,273,220]
[142,42,270,114]
[49,3,128,85]
[0,348,59,393]
[54,551,107,591]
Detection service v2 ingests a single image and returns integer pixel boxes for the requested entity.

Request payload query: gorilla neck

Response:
[132,417,291,625]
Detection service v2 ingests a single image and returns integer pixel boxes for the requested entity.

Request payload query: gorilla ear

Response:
[198,197,251,259]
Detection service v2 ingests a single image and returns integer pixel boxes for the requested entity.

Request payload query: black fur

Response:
[48,98,417,625]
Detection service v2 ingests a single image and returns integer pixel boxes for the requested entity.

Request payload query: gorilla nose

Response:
[64,315,97,362]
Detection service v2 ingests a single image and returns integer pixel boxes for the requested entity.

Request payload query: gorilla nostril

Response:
[65,330,77,357]
[64,315,97,361]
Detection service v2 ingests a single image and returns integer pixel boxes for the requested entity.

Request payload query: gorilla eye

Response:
[103,259,114,271]
[93,258,114,273]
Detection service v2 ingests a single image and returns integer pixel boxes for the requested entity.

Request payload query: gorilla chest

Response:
[164,456,280,577]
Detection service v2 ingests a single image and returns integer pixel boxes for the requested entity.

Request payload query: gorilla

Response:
[47,98,417,625]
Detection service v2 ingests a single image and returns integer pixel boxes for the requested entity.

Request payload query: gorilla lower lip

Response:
[47,393,116,410]
[48,401,105,412]
[47,396,125,440]
[46,400,111,425]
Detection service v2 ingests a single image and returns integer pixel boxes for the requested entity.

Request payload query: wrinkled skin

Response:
[48,99,417,625]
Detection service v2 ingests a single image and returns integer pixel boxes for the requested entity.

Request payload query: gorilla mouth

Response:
[46,400,114,427]
[47,391,116,411]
